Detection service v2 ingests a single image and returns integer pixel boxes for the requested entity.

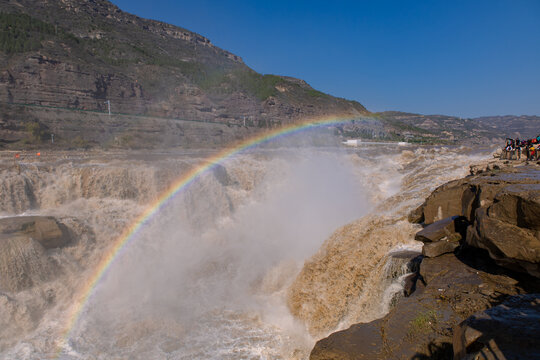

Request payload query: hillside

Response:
[0,0,371,148]
[0,0,370,118]
[475,115,540,139]
[374,111,499,143]
[374,112,540,144]
[0,0,535,149]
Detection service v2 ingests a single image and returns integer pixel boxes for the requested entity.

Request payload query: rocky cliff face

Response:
[311,159,540,359]
[0,0,369,150]
[414,162,540,278]
[25,0,240,62]
[1,1,531,149]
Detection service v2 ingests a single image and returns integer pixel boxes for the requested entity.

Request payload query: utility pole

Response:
[104,100,111,115]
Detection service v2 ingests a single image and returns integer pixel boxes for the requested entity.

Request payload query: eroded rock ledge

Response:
[0,216,71,292]
[311,161,540,360]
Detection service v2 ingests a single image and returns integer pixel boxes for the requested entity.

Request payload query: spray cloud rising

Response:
[66,148,374,359]
[0,139,489,359]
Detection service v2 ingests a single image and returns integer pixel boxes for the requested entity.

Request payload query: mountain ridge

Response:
[0,0,367,120]
[0,0,537,149]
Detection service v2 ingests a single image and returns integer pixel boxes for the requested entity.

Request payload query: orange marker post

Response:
[13,153,21,174]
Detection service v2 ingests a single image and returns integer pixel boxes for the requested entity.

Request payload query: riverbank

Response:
[311,156,540,359]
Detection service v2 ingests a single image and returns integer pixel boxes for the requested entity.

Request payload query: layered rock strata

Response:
[0,0,369,151]
[413,164,540,277]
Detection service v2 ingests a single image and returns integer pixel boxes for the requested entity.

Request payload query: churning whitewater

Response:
[0,142,490,359]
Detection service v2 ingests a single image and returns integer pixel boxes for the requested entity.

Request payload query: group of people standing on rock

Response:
[501,136,540,161]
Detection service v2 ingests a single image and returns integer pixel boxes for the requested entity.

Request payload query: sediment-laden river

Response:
[0,143,490,359]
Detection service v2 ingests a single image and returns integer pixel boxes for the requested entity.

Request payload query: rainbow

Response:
[56,114,356,355]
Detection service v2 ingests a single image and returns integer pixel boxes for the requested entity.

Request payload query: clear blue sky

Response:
[110,0,539,117]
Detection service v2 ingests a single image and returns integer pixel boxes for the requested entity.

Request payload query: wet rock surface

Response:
[312,162,540,360]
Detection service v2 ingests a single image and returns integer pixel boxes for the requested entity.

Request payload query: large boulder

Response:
[468,208,540,277]
[487,183,540,230]
[415,216,467,243]
[468,173,540,278]
[422,239,459,258]
[310,319,384,360]
[411,167,540,277]
[420,180,472,224]
[415,216,468,258]
[411,166,540,225]
[453,294,540,360]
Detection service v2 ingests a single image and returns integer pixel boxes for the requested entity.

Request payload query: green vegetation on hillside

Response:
[0,0,375,145]
[24,120,50,143]
[197,69,333,101]
[0,12,80,54]
[196,69,285,100]
[306,88,327,98]
[0,10,338,103]
[232,72,283,100]
[0,12,53,53]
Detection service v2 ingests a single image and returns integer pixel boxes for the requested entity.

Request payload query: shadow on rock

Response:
[456,246,540,295]
[453,294,540,360]
[411,341,453,360]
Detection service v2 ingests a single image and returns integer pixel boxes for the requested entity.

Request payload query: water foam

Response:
[0,145,491,359]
